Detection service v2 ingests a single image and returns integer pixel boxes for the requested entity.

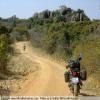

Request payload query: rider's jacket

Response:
[66,58,80,71]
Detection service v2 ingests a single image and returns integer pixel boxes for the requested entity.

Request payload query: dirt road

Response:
[12,42,71,96]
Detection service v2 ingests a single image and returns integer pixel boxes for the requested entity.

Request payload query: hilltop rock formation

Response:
[32,5,90,22]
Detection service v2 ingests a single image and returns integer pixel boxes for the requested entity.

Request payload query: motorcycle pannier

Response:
[64,71,70,82]
[80,69,87,81]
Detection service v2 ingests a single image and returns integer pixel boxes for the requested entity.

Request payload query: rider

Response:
[66,56,81,71]
[23,44,26,51]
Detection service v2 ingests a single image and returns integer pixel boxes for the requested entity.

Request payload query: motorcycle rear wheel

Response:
[73,84,79,96]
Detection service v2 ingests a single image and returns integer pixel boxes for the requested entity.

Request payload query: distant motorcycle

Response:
[64,55,87,96]
[23,44,26,51]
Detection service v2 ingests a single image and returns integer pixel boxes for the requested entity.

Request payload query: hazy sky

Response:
[0,0,100,19]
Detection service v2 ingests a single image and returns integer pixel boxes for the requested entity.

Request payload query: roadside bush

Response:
[0,25,12,74]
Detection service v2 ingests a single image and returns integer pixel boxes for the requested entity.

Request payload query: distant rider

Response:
[23,44,26,51]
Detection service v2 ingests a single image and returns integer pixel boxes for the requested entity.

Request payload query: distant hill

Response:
[31,5,90,22]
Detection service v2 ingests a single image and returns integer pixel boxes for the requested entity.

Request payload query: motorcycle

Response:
[64,54,87,96]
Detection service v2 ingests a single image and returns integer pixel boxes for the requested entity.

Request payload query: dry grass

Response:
[73,34,100,95]
[7,54,39,76]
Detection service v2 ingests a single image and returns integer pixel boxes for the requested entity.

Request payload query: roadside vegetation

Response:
[0,24,13,75]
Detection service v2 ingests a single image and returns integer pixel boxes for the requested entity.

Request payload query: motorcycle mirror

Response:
[79,53,83,60]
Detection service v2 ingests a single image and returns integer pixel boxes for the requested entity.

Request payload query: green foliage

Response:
[0,34,8,70]
[0,25,12,73]
[0,26,8,34]
[14,26,29,41]
[28,6,91,56]
[29,21,99,57]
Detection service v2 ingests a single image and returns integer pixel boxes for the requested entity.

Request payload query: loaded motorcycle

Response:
[64,55,87,96]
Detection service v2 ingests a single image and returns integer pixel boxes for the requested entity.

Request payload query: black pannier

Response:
[80,69,87,81]
[64,71,70,82]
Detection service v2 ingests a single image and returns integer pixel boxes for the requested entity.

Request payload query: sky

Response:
[0,0,100,19]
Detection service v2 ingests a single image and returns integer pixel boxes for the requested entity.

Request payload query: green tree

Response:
[14,26,29,40]
[0,25,13,73]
